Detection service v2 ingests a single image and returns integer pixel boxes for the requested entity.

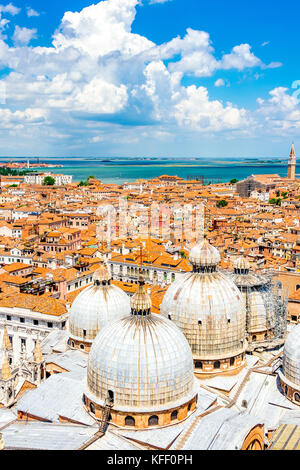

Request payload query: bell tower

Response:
[288,144,296,179]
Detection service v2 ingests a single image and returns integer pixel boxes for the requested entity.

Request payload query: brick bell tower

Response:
[287,143,296,179]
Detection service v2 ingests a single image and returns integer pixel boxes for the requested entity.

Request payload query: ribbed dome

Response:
[189,238,221,271]
[234,255,250,272]
[85,283,197,413]
[161,242,246,361]
[282,324,300,388]
[69,276,131,343]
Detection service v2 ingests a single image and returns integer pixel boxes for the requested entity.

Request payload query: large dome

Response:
[161,239,247,375]
[282,324,300,388]
[69,264,130,349]
[84,278,197,428]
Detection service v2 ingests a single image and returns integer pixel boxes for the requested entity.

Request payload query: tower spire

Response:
[2,325,11,351]
[288,143,296,179]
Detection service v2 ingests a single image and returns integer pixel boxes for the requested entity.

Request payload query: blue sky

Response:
[0,0,299,157]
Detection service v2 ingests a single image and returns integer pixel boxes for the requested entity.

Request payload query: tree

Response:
[216,199,228,208]
[281,191,288,199]
[269,198,281,206]
[230,178,238,184]
[42,176,55,186]
[78,180,88,187]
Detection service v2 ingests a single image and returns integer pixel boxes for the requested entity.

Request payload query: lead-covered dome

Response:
[84,278,197,428]
[280,325,300,403]
[69,264,130,351]
[161,238,247,375]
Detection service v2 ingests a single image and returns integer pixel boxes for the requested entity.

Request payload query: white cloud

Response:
[257,87,300,131]
[214,78,225,87]
[0,0,290,154]
[173,85,248,131]
[26,7,39,17]
[13,25,37,45]
[0,2,20,15]
[149,0,172,4]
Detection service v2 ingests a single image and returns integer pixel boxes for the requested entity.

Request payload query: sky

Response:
[0,0,299,158]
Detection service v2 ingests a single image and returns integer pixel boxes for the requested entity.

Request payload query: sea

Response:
[0,157,298,184]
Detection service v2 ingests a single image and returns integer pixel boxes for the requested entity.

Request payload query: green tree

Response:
[230,178,238,184]
[216,199,228,208]
[42,176,55,186]
[78,180,88,187]
[281,191,288,199]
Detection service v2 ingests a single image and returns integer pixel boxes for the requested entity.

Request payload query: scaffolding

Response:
[228,268,288,351]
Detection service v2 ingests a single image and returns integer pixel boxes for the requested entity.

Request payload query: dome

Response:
[282,324,300,388]
[233,254,250,273]
[161,240,247,374]
[84,280,197,426]
[69,266,131,347]
[189,237,220,271]
[230,259,276,343]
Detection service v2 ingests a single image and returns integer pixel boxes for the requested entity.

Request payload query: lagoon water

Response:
[1,157,298,184]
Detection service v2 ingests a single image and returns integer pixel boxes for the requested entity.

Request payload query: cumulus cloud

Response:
[214,78,225,87]
[0,0,289,154]
[0,2,20,15]
[12,25,37,45]
[26,7,39,17]
[256,87,300,131]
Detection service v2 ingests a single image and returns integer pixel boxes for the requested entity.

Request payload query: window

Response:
[47,322,53,328]
[90,403,95,414]
[125,416,135,427]
[171,410,178,421]
[230,357,235,366]
[214,361,220,369]
[148,415,159,426]
[6,315,11,321]
[20,317,25,323]
[195,361,202,369]
[21,338,26,347]
[62,321,66,328]
[83,329,86,338]
[33,320,39,326]
[80,344,85,350]
[294,393,300,403]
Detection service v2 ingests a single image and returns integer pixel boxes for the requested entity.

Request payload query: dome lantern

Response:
[189,237,221,273]
[130,276,151,316]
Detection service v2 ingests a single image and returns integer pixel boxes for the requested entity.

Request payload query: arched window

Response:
[264,333,268,340]
[108,390,114,403]
[252,335,257,342]
[71,341,74,348]
[148,415,159,426]
[80,344,85,350]
[125,416,135,427]
[294,393,300,403]
[230,357,235,366]
[284,385,288,395]
[90,402,95,414]
[195,361,202,369]
[188,403,192,411]
[171,410,178,421]
[214,361,220,369]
